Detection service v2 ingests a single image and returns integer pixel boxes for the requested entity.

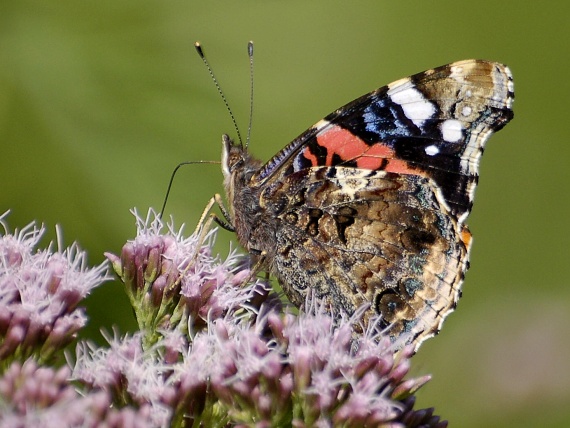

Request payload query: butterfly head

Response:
[221,134,262,200]
[221,134,244,179]
[221,133,265,244]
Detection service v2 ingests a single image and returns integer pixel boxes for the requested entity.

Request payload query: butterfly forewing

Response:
[254,60,514,221]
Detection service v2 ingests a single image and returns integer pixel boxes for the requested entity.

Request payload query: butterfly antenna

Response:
[194,42,243,147]
[159,160,219,219]
[246,41,254,148]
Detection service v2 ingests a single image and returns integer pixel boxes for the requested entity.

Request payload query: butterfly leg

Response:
[192,194,234,236]
[194,195,269,289]
[213,193,235,231]
[167,195,235,288]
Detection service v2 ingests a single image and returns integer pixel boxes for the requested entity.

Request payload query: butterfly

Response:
[215,58,513,350]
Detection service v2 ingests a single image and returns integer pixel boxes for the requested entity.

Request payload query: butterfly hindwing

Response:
[257,166,468,345]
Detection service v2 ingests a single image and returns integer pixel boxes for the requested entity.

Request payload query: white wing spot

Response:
[314,119,330,129]
[387,84,436,128]
[450,65,465,82]
[461,106,472,117]
[441,119,463,143]
[425,145,439,156]
[507,77,514,93]
[465,89,472,98]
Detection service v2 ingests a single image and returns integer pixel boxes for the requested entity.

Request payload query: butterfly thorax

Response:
[221,134,269,254]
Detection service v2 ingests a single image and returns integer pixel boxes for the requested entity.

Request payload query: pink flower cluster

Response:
[0,213,108,363]
[0,210,447,427]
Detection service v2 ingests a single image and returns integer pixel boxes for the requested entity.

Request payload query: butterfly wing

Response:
[258,165,469,348]
[239,59,513,349]
[254,59,514,223]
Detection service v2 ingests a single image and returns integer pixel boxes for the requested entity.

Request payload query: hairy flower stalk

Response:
[0,210,447,427]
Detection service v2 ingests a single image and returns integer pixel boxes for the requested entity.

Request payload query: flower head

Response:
[0,359,156,427]
[71,294,445,427]
[106,209,275,347]
[0,213,109,363]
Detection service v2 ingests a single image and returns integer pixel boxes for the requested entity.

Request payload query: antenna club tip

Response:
[248,41,254,56]
[194,42,205,58]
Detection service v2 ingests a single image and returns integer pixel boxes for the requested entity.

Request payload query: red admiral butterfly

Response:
[212,56,514,350]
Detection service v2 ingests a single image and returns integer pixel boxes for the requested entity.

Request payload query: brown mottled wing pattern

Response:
[258,165,468,346]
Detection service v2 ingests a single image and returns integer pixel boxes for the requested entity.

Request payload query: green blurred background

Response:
[1,1,568,426]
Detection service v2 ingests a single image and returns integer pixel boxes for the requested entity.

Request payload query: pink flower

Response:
[0,214,109,363]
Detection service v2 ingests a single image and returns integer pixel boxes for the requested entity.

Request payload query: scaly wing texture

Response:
[258,166,468,347]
